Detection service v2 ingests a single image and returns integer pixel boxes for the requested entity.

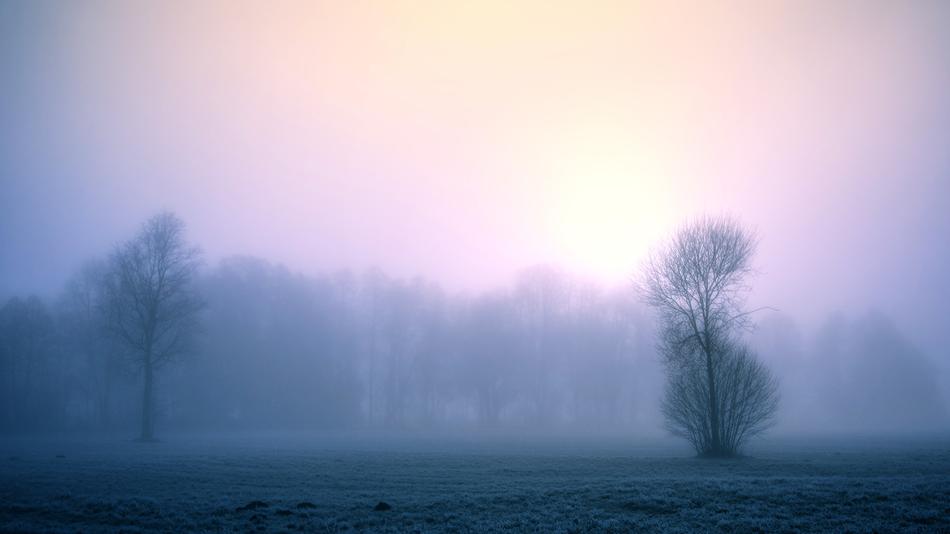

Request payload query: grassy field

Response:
[1,434,949,533]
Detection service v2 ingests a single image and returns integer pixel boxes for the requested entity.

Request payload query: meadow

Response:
[2,434,948,533]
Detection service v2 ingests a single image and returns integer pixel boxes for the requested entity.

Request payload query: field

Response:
[1,434,949,533]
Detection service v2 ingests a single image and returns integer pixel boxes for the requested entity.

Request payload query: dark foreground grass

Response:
[1,434,948,533]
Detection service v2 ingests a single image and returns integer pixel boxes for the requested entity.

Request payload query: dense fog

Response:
[2,1,950,441]
[1,245,947,437]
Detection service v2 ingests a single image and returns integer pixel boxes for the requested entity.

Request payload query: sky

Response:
[2,1,950,355]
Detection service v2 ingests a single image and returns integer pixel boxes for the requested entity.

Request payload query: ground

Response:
[1,433,949,533]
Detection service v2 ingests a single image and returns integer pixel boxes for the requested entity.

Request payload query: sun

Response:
[544,130,676,285]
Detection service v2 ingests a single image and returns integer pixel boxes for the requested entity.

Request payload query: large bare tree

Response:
[641,216,778,456]
[104,212,203,440]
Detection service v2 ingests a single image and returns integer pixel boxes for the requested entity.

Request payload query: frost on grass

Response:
[1,437,949,533]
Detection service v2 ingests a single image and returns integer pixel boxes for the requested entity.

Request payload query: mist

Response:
[4,251,948,438]
[2,1,950,532]
[3,0,949,439]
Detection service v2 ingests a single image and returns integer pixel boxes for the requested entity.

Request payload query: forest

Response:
[2,214,944,440]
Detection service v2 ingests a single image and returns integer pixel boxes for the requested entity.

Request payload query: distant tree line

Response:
[753,310,949,434]
[0,213,658,435]
[2,213,945,447]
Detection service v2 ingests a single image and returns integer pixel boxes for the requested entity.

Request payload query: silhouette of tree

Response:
[103,212,203,440]
[642,216,778,456]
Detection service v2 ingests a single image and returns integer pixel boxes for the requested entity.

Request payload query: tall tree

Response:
[641,216,778,456]
[103,212,203,440]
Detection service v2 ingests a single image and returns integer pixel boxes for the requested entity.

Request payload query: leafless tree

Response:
[641,216,778,456]
[103,212,203,440]
[661,341,778,455]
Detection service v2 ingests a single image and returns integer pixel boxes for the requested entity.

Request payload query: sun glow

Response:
[545,127,677,285]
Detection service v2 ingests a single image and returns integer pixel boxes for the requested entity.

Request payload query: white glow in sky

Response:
[2,1,949,354]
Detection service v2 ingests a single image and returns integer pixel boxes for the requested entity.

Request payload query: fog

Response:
[2,1,950,442]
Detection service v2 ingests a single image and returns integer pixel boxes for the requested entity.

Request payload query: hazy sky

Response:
[2,1,949,354]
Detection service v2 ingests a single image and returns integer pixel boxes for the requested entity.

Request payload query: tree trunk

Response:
[705,349,721,455]
[140,351,154,440]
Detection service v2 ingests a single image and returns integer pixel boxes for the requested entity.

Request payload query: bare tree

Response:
[641,216,778,456]
[661,342,778,455]
[103,212,203,440]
